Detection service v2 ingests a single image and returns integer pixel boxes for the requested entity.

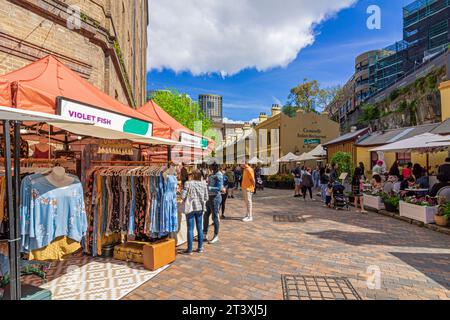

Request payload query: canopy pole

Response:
[12,121,21,300]
[3,120,20,300]
[426,153,430,176]
[167,145,172,162]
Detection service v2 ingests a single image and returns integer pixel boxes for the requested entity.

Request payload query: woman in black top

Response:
[389,160,401,178]
[351,167,367,214]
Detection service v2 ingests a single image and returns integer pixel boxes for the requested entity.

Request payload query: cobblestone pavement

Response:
[124,189,450,300]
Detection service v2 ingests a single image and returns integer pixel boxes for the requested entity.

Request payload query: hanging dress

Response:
[161,175,178,234]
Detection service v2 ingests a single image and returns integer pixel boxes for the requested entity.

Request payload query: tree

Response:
[284,79,341,116]
[150,89,213,135]
[357,104,379,124]
[331,152,354,179]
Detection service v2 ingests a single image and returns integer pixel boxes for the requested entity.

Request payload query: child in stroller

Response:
[332,181,350,210]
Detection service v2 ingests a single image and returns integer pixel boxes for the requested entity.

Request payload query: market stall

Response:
[0,55,185,300]
[138,100,213,163]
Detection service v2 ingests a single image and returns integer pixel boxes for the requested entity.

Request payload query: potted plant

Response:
[435,198,450,227]
[400,196,438,224]
[363,190,385,211]
[382,193,400,213]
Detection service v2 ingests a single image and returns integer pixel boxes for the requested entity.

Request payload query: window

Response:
[396,152,411,166]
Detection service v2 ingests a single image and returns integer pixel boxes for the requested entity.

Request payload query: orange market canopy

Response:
[138,100,214,162]
[0,55,181,146]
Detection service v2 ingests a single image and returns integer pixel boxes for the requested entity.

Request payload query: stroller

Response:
[332,182,350,211]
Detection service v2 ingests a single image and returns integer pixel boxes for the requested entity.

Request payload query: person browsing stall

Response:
[203,163,223,244]
[182,170,208,255]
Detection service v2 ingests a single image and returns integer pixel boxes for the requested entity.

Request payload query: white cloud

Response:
[223,117,260,125]
[148,0,357,76]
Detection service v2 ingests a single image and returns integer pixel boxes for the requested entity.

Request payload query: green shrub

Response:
[389,89,400,101]
[331,152,353,178]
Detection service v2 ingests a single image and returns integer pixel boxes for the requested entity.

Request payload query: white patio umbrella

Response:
[297,145,327,161]
[248,157,263,165]
[370,133,450,175]
[370,133,450,153]
[277,152,301,163]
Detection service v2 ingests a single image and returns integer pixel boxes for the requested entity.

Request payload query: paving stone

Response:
[123,189,450,300]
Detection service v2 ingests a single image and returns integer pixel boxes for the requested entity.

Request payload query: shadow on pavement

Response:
[389,252,450,290]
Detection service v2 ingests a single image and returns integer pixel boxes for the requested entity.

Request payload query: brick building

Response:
[0,0,148,108]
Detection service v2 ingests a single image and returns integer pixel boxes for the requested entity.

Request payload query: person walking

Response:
[182,170,208,255]
[255,165,264,192]
[225,167,236,198]
[292,163,303,197]
[220,166,229,219]
[301,168,314,201]
[319,167,329,204]
[312,165,320,193]
[241,163,255,222]
[203,163,223,244]
[234,166,242,191]
[352,167,367,214]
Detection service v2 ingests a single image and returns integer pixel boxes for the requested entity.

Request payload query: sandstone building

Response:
[0,0,148,107]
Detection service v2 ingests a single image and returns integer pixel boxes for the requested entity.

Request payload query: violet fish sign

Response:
[57,98,153,137]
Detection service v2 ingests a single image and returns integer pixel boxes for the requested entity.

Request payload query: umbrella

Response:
[370,133,450,153]
[248,157,263,165]
[277,152,301,163]
[370,133,450,175]
[297,145,327,161]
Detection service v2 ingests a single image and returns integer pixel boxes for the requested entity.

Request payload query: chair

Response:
[437,186,450,202]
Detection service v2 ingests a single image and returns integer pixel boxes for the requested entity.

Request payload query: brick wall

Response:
[0,0,148,107]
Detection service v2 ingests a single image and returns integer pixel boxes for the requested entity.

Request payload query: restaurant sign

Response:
[180,132,209,150]
[304,139,321,145]
[57,97,153,137]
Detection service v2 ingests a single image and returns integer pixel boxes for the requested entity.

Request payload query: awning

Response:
[248,157,263,164]
[0,106,94,125]
[0,55,172,139]
[138,100,214,151]
[0,106,182,146]
[370,133,450,153]
[277,152,301,163]
[297,145,327,161]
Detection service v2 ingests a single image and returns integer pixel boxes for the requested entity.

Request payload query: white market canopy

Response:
[0,106,183,147]
[277,152,301,163]
[248,157,263,165]
[370,133,450,153]
[297,145,327,161]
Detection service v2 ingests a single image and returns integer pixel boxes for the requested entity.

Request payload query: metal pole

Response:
[167,145,172,162]
[13,121,21,300]
[3,120,19,300]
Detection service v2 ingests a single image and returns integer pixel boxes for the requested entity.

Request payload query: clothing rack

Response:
[93,165,167,177]
[91,160,169,165]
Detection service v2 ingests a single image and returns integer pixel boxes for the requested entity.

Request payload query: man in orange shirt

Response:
[240,163,255,222]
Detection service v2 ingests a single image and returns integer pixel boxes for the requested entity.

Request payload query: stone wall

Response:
[0,0,148,107]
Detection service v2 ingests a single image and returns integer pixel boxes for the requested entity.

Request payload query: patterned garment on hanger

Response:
[20,175,87,253]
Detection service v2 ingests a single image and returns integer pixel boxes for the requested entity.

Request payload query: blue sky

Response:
[147,0,413,122]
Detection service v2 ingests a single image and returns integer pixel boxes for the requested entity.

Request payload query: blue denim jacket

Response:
[208,171,224,196]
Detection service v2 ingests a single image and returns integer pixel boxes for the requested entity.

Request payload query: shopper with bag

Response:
[181,170,208,255]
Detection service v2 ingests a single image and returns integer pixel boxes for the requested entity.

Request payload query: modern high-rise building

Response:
[198,94,223,123]
[326,0,450,132]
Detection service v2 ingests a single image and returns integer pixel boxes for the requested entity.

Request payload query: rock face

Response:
[359,66,446,131]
